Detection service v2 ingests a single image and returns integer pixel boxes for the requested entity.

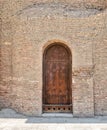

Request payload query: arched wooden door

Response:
[43,43,72,113]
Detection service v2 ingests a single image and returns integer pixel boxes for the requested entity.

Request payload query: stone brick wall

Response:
[93,14,107,116]
[0,0,107,117]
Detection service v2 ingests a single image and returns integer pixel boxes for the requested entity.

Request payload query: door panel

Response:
[43,44,72,113]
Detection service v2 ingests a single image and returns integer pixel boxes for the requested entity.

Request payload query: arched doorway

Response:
[43,43,72,113]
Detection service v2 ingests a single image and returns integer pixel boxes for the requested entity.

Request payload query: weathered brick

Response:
[0,0,107,117]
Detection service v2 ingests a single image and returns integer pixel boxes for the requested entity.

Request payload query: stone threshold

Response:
[42,113,73,117]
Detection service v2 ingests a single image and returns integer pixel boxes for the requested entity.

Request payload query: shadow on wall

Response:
[0,108,107,123]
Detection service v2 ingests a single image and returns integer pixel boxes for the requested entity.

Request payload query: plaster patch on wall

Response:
[16,2,103,18]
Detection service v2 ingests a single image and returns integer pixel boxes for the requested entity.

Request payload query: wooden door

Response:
[43,44,72,113]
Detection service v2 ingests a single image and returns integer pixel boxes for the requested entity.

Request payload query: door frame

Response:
[42,42,72,113]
